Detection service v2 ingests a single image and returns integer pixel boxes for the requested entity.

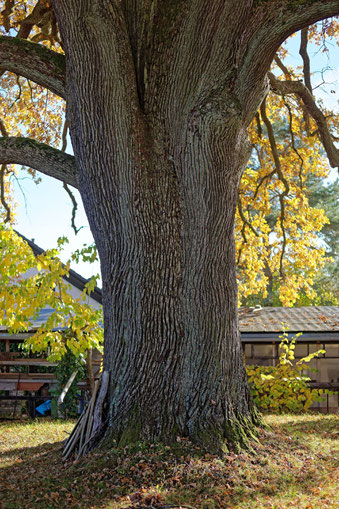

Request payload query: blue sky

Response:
[11,173,99,280]
[10,28,339,284]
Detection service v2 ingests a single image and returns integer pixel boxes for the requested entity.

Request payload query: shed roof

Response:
[239,306,339,333]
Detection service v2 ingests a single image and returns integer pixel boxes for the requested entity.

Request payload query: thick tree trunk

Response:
[43,0,339,452]
[53,0,323,452]
[100,119,257,445]
[0,0,336,453]
[52,0,263,453]
[97,120,257,451]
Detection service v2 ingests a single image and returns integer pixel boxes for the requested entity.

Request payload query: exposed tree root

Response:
[62,371,109,460]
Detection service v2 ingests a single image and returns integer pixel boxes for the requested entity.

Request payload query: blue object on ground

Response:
[35,399,51,415]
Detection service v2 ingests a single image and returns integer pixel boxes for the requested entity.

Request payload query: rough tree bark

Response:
[2,0,339,452]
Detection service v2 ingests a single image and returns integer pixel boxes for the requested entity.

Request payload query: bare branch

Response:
[299,27,312,132]
[0,119,11,221]
[0,164,11,222]
[0,119,8,138]
[274,53,311,132]
[253,169,275,200]
[63,182,81,234]
[260,98,290,197]
[1,0,15,32]
[17,0,52,40]
[299,27,312,93]
[237,197,259,238]
[0,36,65,98]
[274,55,293,80]
[260,98,289,279]
[60,119,82,235]
[254,112,263,138]
[268,72,339,168]
[0,136,77,188]
[61,119,68,152]
[284,101,304,188]
[237,0,339,117]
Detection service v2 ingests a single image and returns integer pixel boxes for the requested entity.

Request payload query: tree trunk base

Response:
[64,405,262,460]
[98,407,262,456]
[63,371,263,460]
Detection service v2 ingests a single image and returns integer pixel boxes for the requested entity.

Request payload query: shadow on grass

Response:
[0,441,58,460]
[0,415,338,509]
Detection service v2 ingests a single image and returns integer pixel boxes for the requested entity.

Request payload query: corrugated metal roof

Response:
[239,306,339,333]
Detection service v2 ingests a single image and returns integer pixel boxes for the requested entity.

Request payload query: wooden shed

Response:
[0,234,102,417]
[239,306,339,412]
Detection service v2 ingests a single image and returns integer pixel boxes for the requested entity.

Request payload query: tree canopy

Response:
[0,1,338,306]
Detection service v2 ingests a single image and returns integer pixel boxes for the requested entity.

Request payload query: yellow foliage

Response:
[246,329,333,413]
[0,226,103,361]
[236,24,338,306]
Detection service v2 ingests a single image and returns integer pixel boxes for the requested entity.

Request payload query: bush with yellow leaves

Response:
[246,330,333,413]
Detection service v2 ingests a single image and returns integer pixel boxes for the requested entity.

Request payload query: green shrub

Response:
[52,347,86,417]
[246,330,333,413]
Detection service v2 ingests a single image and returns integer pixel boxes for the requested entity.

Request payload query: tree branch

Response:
[1,0,15,32]
[260,98,289,279]
[0,119,11,222]
[237,0,339,118]
[299,27,312,93]
[0,164,11,222]
[16,0,52,40]
[274,55,293,79]
[237,197,259,237]
[268,72,339,168]
[0,137,78,188]
[59,120,81,234]
[0,36,65,99]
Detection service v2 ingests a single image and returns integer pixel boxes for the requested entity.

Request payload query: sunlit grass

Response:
[0,414,338,508]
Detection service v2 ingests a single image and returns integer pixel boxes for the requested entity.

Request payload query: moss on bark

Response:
[99,405,263,458]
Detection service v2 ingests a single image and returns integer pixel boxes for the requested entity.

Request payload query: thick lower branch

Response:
[0,136,78,187]
[0,36,65,99]
[236,0,339,119]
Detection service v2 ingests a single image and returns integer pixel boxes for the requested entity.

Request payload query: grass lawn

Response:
[0,414,338,508]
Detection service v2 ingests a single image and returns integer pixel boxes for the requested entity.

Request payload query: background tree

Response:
[237,20,338,307]
[295,176,339,305]
[0,0,338,452]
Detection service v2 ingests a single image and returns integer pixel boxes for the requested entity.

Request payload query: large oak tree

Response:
[1,0,338,451]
